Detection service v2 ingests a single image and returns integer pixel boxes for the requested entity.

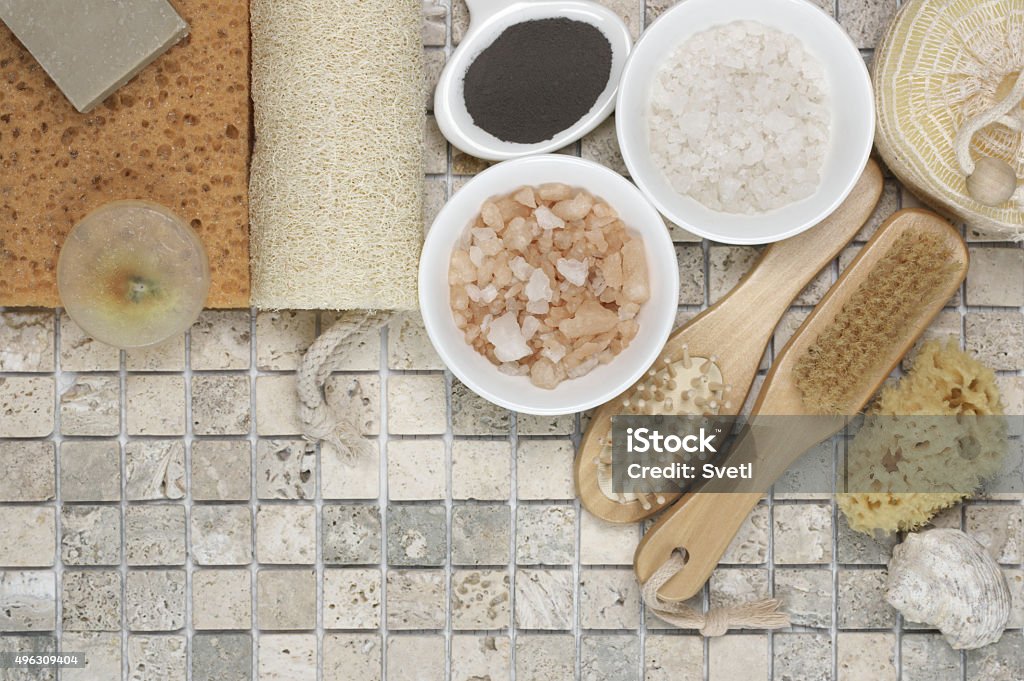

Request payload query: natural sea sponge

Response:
[838,338,1007,535]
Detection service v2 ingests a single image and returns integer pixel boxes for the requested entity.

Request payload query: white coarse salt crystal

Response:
[540,338,567,364]
[479,284,498,304]
[469,245,484,267]
[567,356,600,379]
[525,268,553,303]
[465,284,483,302]
[526,300,549,315]
[534,205,566,230]
[498,362,530,376]
[486,311,532,362]
[521,314,540,340]
[556,258,589,286]
[510,256,533,281]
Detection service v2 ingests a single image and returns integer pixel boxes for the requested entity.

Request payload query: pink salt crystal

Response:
[556,258,588,286]
[621,239,650,304]
[496,197,529,222]
[558,300,619,338]
[530,357,567,389]
[592,202,617,218]
[472,228,503,256]
[586,214,618,230]
[510,256,533,281]
[535,206,566,230]
[568,356,600,379]
[538,183,572,202]
[481,202,504,230]
[585,228,609,252]
[476,258,495,287]
[514,187,537,208]
[618,302,639,320]
[552,193,594,221]
[479,284,498,304]
[492,262,513,288]
[541,344,566,364]
[526,300,549,315]
[599,252,623,289]
[499,362,530,376]
[553,229,573,251]
[451,286,469,311]
[503,217,533,253]
[619,319,639,341]
[449,250,477,285]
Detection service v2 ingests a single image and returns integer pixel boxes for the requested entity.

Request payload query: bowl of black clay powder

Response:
[434,0,632,161]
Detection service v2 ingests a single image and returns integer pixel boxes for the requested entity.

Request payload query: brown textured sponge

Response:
[0,0,250,308]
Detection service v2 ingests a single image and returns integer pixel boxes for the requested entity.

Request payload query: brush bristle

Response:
[793,231,961,415]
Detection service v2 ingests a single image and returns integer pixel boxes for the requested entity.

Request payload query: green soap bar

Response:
[0,0,188,112]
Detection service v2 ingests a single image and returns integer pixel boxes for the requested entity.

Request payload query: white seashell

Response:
[886,529,1011,650]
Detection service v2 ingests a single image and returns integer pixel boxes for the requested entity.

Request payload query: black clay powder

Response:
[463,18,613,144]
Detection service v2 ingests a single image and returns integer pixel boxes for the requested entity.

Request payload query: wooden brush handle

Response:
[633,416,844,601]
[695,160,884,355]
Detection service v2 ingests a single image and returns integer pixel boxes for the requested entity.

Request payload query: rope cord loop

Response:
[297,310,392,456]
[640,553,791,636]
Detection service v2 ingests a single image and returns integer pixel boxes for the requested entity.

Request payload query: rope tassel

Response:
[641,553,790,636]
[297,310,392,457]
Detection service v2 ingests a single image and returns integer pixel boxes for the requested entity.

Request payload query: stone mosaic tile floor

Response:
[1,1,1024,679]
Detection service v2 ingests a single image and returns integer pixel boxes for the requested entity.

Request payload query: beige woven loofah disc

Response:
[874,0,1024,238]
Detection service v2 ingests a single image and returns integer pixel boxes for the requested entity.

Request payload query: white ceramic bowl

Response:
[419,155,680,416]
[616,0,874,245]
[434,0,632,161]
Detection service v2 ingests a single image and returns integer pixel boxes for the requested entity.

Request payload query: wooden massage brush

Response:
[635,209,969,602]
[574,160,884,524]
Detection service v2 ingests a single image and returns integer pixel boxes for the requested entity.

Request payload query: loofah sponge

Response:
[794,232,962,414]
[838,338,1007,535]
[249,0,424,311]
[0,0,251,308]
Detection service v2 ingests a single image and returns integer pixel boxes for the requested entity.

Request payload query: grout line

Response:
[249,308,260,681]
[831,434,841,681]
[53,309,64,681]
[509,406,521,680]
[118,332,128,680]
[443,360,454,681]
[184,327,195,681]
[315,312,324,681]
[378,323,391,681]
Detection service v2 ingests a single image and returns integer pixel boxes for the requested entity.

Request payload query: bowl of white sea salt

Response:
[616,0,873,244]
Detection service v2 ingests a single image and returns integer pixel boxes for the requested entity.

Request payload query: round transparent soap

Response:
[57,200,211,349]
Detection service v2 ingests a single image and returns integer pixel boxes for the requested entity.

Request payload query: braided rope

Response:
[641,553,790,636]
[955,69,1024,209]
[297,310,392,457]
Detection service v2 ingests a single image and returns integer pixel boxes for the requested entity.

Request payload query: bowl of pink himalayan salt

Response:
[419,154,679,416]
